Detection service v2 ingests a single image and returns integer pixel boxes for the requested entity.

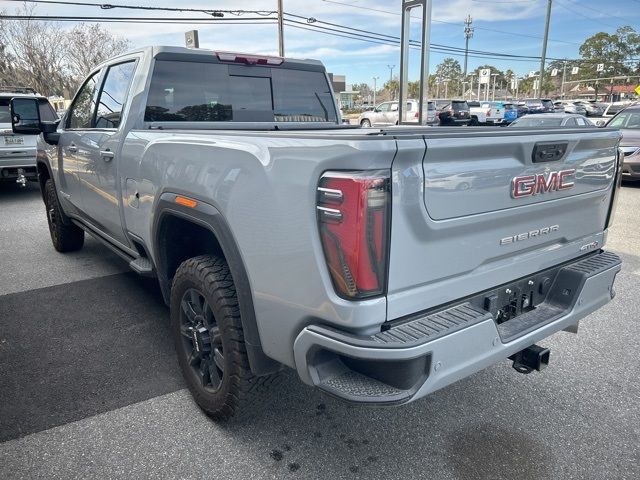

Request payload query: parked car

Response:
[558,101,587,116]
[509,113,595,128]
[0,87,58,185]
[575,100,604,117]
[603,102,630,118]
[12,45,622,419]
[359,99,438,126]
[515,102,530,117]
[502,103,519,124]
[602,105,640,181]
[553,101,565,113]
[522,98,554,113]
[468,101,505,125]
[434,99,470,125]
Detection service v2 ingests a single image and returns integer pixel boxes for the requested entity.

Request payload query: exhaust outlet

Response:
[509,344,550,374]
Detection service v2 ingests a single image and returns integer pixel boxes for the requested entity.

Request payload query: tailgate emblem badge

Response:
[512,169,576,198]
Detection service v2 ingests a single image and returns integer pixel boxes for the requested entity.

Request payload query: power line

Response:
[0,15,277,24]
[1,0,276,16]
[320,0,581,46]
[554,1,621,29]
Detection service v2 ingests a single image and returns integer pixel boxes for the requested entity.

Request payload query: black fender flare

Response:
[152,192,280,376]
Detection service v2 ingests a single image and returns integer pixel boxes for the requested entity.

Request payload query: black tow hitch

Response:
[509,344,550,374]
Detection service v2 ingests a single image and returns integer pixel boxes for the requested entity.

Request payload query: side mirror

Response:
[11,97,41,135]
[595,120,606,128]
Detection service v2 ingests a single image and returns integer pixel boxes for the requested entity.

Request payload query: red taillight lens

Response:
[414,111,419,119]
[317,171,390,299]
[486,109,491,116]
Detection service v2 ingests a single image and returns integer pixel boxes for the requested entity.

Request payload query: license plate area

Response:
[4,136,24,145]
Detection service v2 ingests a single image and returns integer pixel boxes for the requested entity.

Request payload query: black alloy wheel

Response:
[178,288,224,392]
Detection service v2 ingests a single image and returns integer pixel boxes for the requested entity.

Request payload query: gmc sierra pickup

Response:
[11,46,623,420]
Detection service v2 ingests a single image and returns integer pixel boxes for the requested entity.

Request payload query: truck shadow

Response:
[0,181,41,200]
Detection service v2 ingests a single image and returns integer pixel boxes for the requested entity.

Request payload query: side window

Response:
[38,100,58,122]
[68,72,99,129]
[575,117,586,126]
[564,117,578,126]
[608,114,627,128]
[95,61,136,129]
[378,103,390,112]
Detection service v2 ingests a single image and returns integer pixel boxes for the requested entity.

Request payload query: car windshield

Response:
[541,100,554,109]
[608,111,640,129]
[0,98,11,123]
[145,60,337,123]
[511,116,564,127]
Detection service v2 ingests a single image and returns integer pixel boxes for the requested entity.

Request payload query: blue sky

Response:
[1,0,639,86]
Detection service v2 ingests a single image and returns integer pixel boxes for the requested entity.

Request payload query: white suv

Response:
[359,99,438,127]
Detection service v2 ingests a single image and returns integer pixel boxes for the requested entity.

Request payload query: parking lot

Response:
[0,181,638,480]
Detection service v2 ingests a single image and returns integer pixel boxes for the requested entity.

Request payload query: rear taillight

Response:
[414,111,419,119]
[317,171,391,299]
[605,147,624,229]
[486,109,491,116]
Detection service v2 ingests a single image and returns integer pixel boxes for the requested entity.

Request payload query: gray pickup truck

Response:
[10,46,623,420]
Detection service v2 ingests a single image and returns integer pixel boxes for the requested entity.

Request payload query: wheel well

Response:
[36,162,51,200]
[157,214,224,284]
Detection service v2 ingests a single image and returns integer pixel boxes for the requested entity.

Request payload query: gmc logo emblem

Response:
[512,169,576,198]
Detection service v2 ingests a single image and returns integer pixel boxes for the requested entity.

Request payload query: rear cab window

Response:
[144,60,337,123]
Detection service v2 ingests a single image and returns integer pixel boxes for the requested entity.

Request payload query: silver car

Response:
[509,113,595,128]
[359,99,438,127]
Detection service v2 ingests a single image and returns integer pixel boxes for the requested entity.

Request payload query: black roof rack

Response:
[0,86,37,94]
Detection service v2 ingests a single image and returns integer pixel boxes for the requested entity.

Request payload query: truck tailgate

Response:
[387,129,620,320]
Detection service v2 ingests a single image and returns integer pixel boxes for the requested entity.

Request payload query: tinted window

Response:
[95,62,136,129]
[145,60,337,123]
[0,98,11,123]
[69,72,99,128]
[451,101,469,111]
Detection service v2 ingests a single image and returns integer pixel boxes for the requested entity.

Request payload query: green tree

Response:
[384,78,399,100]
[433,58,463,97]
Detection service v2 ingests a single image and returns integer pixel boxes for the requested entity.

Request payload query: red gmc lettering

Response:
[512,169,576,198]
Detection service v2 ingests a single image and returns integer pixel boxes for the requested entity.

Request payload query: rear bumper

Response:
[0,148,37,169]
[294,251,621,405]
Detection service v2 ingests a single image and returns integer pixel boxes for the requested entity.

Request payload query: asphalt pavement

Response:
[0,181,639,480]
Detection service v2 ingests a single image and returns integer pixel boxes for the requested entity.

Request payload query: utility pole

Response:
[560,60,567,99]
[277,0,284,57]
[372,76,379,106]
[387,64,395,99]
[538,0,552,99]
[463,15,474,78]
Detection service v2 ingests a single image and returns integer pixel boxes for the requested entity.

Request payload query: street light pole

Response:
[372,76,379,106]
[538,0,552,99]
[387,64,395,99]
[277,0,284,57]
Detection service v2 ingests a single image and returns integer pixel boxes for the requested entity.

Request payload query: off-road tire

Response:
[44,179,84,252]
[170,255,279,420]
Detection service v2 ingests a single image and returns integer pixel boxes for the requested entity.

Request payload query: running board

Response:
[70,218,156,278]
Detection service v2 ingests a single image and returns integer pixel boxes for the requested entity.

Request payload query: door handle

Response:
[100,150,115,162]
[67,143,78,153]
